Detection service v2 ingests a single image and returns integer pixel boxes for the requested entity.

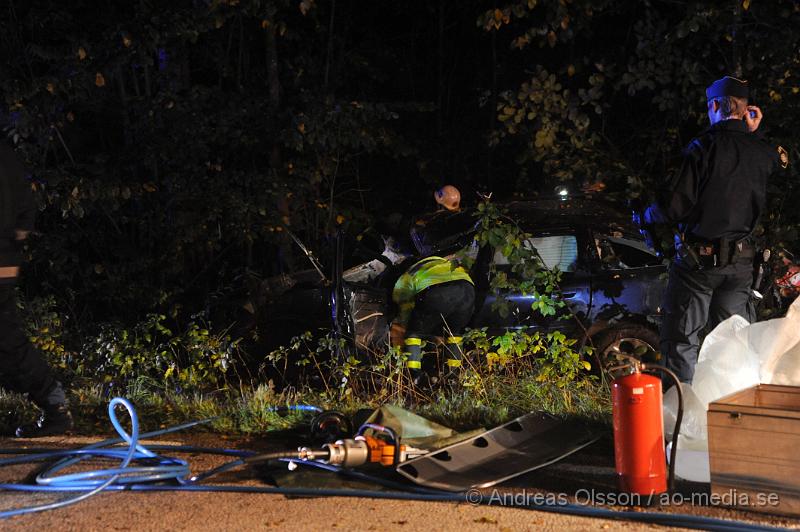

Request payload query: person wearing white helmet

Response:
[433,185,461,212]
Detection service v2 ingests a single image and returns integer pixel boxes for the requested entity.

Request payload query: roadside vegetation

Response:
[2,199,610,435]
[1,2,798,434]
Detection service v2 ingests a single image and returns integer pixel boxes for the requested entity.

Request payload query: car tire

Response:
[591,323,661,373]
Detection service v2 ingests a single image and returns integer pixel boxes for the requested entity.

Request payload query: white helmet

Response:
[434,185,461,211]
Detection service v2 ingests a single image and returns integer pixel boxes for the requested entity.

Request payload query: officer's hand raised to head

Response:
[745,105,762,133]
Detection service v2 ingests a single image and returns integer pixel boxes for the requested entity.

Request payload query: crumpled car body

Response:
[253,198,668,359]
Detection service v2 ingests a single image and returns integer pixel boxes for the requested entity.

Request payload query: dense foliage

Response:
[1,0,798,392]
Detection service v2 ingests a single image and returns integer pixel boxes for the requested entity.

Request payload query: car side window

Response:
[593,232,661,269]
[493,234,578,273]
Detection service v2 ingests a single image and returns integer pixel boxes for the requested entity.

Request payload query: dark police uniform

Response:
[652,78,781,383]
[0,143,71,436]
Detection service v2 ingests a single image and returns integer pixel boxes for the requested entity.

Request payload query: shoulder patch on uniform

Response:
[778,145,789,169]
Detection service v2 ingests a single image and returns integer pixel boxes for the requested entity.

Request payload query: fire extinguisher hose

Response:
[642,363,684,492]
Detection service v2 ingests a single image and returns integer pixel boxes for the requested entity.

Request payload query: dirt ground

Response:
[0,431,797,531]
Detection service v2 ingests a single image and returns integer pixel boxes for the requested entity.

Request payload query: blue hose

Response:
[269,404,323,414]
[0,399,326,518]
[0,397,170,518]
[0,397,788,531]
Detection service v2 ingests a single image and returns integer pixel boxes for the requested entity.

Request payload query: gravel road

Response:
[0,433,796,531]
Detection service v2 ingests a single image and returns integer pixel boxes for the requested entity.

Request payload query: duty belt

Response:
[685,236,755,269]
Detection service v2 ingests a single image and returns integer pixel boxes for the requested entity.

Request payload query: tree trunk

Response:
[265,26,281,111]
[237,15,244,90]
[265,24,282,168]
[437,0,445,138]
[324,0,336,92]
[731,0,742,77]
[487,24,497,189]
[116,68,133,148]
[265,21,294,272]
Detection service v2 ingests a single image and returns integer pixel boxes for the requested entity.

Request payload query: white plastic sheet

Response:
[662,296,800,481]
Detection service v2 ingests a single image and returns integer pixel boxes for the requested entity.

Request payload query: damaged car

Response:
[245,197,668,372]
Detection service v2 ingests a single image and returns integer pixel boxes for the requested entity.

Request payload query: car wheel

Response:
[591,323,661,372]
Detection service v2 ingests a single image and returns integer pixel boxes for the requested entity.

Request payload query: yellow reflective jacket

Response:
[392,256,473,325]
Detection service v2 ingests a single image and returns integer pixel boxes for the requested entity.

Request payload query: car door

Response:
[588,229,668,325]
[471,228,592,335]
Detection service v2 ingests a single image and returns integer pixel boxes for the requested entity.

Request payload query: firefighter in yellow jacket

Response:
[390,256,475,384]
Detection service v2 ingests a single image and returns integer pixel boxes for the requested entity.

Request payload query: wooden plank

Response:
[709,384,800,419]
[708,412,800,437]
[710,454,800,486]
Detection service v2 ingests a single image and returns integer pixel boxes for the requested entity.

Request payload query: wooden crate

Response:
[708,384,800,516]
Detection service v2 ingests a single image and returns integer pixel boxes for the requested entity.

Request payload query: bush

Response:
[23,295,243,394]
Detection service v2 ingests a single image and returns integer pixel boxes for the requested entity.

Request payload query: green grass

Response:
[1,374,611,437]
[17,291,615,437]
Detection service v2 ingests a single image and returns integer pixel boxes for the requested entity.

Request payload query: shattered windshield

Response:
[411,210,479,255]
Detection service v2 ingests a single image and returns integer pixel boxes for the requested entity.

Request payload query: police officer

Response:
[0,142,72,437]
[390,255,475,385]
[647,76,782,384]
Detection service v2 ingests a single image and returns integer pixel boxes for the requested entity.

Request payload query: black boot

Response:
[412,371,436,390]
[443,368,460,389]
[16,381,73,438]
[15,403,73,438]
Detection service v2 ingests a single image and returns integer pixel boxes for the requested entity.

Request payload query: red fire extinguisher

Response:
[612,365,668,495]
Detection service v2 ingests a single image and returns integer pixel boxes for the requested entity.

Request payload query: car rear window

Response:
[493,235,578,272]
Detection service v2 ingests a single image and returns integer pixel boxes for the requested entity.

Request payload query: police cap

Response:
[706,76,749,100]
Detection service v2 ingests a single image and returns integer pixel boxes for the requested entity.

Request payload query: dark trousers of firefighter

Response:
[404,280,475,372]
[659,257,754,384]
[0,284,60,406]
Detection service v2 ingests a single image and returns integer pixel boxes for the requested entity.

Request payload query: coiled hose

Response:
[0,397,187,517]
